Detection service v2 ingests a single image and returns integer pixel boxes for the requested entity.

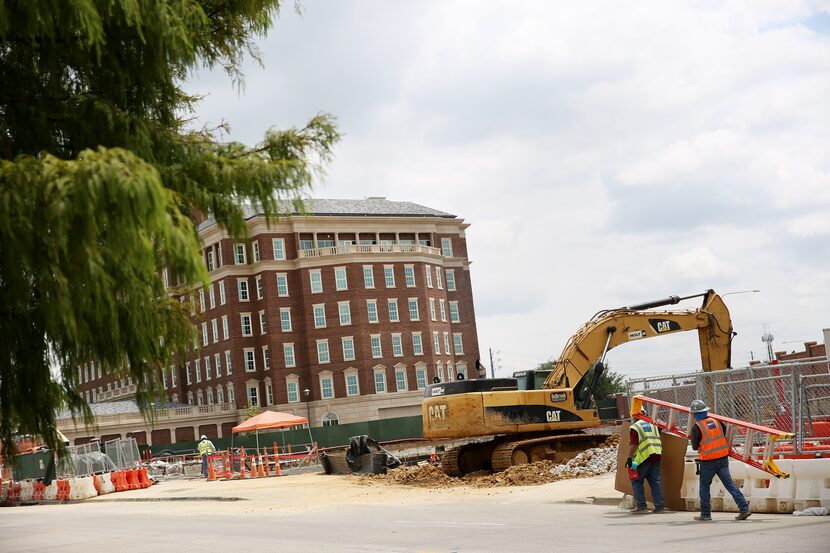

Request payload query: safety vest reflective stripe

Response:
[632,421,662,465]
[696,418,729,460]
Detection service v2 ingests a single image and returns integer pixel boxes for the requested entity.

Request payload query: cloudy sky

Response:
[188,0,830,380]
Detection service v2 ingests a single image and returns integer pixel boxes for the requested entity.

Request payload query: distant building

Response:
[63,198,481,446]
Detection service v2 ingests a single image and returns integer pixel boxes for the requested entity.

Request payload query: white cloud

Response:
[671,248,724,280]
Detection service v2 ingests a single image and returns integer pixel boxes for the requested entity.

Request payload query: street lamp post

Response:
[722,289,760,297]
[303,388,314,444]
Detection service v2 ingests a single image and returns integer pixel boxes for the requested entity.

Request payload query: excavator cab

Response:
[512,369,553,391]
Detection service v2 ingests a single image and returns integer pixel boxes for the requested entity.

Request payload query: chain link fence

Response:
[627,357,830,454]
[104,437,141,470]
[56,441,117,478]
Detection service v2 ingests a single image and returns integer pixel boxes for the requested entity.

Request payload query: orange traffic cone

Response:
[273,447,281,476]
[239,454,246,479]
[207,455,217,481]
[223,452,232,480]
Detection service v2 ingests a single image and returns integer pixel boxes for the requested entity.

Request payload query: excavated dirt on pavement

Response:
[357,435,620,489]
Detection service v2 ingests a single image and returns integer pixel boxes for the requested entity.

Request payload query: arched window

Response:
[322,412,339,427]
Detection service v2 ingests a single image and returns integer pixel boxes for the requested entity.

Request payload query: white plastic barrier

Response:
[97,473,116,494]
[20,481,34,502]
[74,476,97,500]
[746,460,795,514]
[43,481,57,501]
[68,477,81,500]
[793,458,830,511]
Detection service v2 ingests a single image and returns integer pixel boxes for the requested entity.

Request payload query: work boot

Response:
[694,514,712,521]
[651,507,668,513]
[630,507,649,514]
[735,510,752,520]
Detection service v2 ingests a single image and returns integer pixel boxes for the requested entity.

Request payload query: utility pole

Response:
[489,348,495,379]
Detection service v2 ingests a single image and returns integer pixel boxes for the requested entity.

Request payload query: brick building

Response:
[65,198,481,445]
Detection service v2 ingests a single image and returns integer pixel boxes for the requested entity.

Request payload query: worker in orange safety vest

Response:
[688,400,751,521]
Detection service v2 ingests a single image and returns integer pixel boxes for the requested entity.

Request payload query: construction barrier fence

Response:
[627,357,830,455]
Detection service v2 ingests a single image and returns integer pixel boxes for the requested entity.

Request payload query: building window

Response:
[456,362,467,380]
[195,359,202,383]
[370,335,382,358]
[266,382,273,405]
[205,357,212,380]
[408,298,419,321]
[310,269,323,293]
[322,412,339,426]
[374,368,387,393]
[387,299,399,322]
[317,339,330,364]
[219,280,226,305]
[162,369,168,389]
[225,350,232,375]
[255,275,263,299]
[259,310,267,334]
[320,373,334,399]
[429,298,436,321]
[199,289,205,312]
[345,371,359,396]
[227,383,235,403]
[453,333,464,355]
[171,366,177,387]
[287,379,299,403]
[214,353,221,378]
[313,304,326,328]
[206,251,215,272]
[439,299,447,322]
[284,343,296,367]
[433,332,441,354]
[338,301,351,326]
[186,362,192,384]
[383,265,395,288]
[276,273,289,297]
[415,364,427,390]
[412,332,423,355]
[299,239,314,251]
[436,361,444,382]
[366,299,379,323]
[446,269,456,291]
[436,267,443,289]
[244,349,256,372]
[391,334,403,357]
[252,240,261,262]
[238,278,249,301]
[342,336,355,361]
[241,314,252,336]
[217,387,224,404]
[208,286,216,309]
[201,323,208,346]
[207,387,214,405]
[247,383,259,407]
[444,332,451,355]
[235,243,247,265]
[187,391,193,405]
[272,238,286,260]
[449,301,460,323]
[425,266,433,288]
[395,366,408,392]
[441,238,453,257]
[222,315,229,340]
[189,295,195,316]
[262,346,270,370]
[197,390,203,406]
[404,265,415,287]
[280,308,292,332]
[211,319,219,343]
[335,267,348,290]
[363,265,375,288]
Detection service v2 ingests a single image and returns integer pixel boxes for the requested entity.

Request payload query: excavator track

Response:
[440,441,497,476]
[490,433,613,472]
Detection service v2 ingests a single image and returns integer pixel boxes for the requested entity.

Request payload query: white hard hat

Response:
[200,435,207,440]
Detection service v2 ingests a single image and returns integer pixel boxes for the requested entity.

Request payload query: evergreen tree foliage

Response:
[536,360,627,399]
[0,0,341,456]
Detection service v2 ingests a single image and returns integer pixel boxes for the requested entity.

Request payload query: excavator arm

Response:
[543,290,734,400]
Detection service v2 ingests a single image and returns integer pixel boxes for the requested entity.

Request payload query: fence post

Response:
[790,369,798,454]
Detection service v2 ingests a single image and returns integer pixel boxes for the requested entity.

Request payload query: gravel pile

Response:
[356,435,620,489]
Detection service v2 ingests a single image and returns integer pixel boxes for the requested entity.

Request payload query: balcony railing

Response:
[57,402,238,428]
[298,243,442,259]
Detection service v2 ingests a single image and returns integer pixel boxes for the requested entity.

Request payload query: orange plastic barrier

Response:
[32,481,45,501]
[138,467,152,488]
[56,479,70,501]
[126,469,140,490]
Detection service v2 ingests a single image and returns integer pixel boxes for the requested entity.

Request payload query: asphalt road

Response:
[2,499,828,552]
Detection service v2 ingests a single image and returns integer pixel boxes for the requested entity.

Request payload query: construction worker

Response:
[197,434,216,477]
[626,412,666,514]
[688,399,751,521]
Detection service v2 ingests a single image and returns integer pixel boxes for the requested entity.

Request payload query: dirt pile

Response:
[357,435,620,489]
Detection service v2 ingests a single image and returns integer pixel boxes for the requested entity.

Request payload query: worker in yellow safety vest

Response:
[626,413,666,514]
[197,435,216,477]
[688,400,751,521]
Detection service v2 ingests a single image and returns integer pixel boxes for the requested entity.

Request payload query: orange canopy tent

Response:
[231,410,312,450]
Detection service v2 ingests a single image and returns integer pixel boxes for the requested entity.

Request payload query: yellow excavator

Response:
[422,290,734,475]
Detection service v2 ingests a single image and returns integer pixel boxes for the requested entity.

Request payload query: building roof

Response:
[56,400,186,421]
[198,198,455,232]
